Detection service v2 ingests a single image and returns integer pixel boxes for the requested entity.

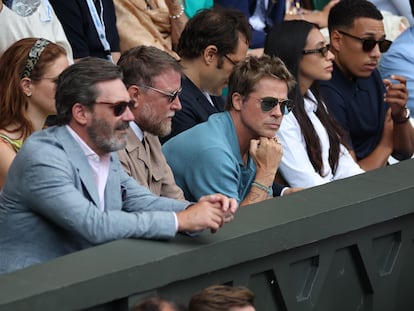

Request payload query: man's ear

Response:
[231,92,243,111]
[203,45,218,65]
[20,77,33,97]
[71,103,90,125]
[329,30,342,52]
[127,85,140,103]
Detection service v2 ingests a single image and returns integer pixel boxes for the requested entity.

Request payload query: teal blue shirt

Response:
[163,112,256,203]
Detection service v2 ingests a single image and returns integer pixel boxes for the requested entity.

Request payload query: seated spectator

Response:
[264,20,364,188]
[117,46,185,200]
[0,0,73,62]
[214,0,339,49]
[319,0,414,171]
[49,0,120,63]
[188,284,255,311]
[380,0,414,113]
[0,57,238,275]
[133,297,186,311]
[0,37,69,188]
[163,55,299,205]
[161,7,251,143]
[113,0,187,57]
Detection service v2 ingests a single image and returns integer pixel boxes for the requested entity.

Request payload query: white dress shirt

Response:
[66,125,110,211]
[278,90,364,188]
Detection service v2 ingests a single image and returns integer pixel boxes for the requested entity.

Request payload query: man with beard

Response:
[117,46,185,200]
[0,57,238,274]
[319,0,414,171]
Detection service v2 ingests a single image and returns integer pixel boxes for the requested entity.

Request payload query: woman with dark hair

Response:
[264,20,363,188]
[0,37,68,188]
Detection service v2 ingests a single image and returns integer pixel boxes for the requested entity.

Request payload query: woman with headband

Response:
[0,37,69,188]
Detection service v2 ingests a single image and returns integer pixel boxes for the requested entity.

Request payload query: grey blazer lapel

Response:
[104,153,124,211]
[55,126,101,209]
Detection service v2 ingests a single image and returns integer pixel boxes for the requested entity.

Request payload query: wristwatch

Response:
[394,107,410,124]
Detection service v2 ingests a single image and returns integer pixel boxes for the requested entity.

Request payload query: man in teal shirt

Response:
[163,55,299,206]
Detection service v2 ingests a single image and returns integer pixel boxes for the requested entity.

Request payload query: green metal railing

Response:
[1,159,414,311]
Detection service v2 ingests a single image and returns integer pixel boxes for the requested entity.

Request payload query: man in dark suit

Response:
[161,7,251,143]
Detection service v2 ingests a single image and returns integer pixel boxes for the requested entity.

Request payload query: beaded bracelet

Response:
[169,4,184,19]
[251,181,271,193]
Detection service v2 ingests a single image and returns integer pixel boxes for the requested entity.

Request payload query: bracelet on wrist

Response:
[251,181,271,193]
[169,4,184,19]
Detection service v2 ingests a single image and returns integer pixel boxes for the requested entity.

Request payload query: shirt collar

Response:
[129,121,144,141]
[304,90,318,113]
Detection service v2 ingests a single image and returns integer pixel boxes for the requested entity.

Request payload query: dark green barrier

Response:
[1,159,414,311]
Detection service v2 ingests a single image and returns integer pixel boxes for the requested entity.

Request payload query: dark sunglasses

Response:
[95,100,136,116]
[256,96,294,115]
[338,30,392,53]
[139,85,182,103]
[302,44,331,57]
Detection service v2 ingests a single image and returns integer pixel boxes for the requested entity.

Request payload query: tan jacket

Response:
[118,128,186,201]
[113,0,179,58]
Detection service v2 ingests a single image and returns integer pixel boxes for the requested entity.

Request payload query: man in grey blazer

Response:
[0,57,237,275]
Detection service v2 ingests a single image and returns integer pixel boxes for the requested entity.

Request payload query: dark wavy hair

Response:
[177,7,251,68]
[328,0,383,32]
[55,57,123,125]
[265,20,347,177]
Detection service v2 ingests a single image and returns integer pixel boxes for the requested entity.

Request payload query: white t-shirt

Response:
[278,90,364,188]
[0,0,73,62]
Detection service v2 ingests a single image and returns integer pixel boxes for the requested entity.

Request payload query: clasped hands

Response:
[177,194,238,234]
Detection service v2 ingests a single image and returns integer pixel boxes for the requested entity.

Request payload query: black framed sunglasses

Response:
[338,30,392,53]
[256,96,294,115]
[302,44,331,57]
[139,85,182,103]
[95,100,136,116]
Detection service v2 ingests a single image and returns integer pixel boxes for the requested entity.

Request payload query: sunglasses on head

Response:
[257,96,294,115]
[302,44,330,57]
[95,100,136,116]
[338,30,392,53]
[139,85,182,103]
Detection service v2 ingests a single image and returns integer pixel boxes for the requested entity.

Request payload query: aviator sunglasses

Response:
[338,30,392,53]
[253,96,294,115]
[95,100,136,116]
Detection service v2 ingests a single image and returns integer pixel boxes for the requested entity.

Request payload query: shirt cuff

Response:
[173,212,179,232]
